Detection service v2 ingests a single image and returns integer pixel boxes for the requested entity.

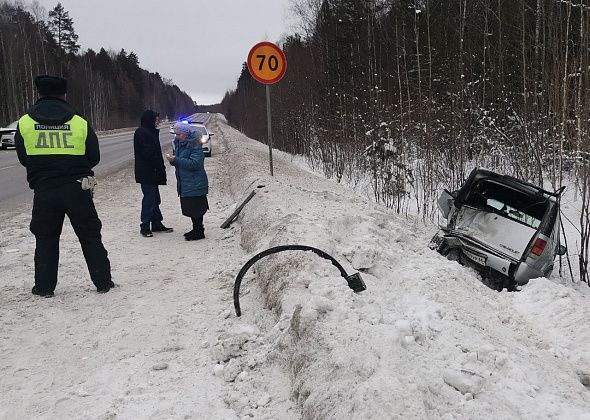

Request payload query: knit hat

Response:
[34,75,68,96]
[173,122,194,135]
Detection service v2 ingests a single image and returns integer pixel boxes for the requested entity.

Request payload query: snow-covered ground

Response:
[1,115,589,419]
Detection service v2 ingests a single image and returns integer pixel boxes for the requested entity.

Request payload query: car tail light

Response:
[531,238,547,256]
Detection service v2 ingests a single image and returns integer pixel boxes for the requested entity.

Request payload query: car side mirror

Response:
[209,133,215,137]
[557,244,567,256]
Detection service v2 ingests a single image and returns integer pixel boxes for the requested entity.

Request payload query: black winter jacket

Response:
[15,97,100,191]
[133,110,166,185]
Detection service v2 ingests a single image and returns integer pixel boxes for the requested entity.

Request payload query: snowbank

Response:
[215,117,590,419]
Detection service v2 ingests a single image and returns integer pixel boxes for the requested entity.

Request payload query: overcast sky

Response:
[33,0,295,104]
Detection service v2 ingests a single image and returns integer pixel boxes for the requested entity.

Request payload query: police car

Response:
[0,121,17,149]
[171,120,214,157]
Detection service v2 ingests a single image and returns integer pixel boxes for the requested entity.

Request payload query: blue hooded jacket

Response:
[170,132,208,197]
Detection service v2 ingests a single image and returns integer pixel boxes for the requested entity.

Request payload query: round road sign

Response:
[247,42,287,85]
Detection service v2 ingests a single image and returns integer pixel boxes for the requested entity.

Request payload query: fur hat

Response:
[34,75,67,96]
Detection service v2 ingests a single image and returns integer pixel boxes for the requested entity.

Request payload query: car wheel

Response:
[0,145,5,150]
[481,272,516,292]
[205,152,212,157]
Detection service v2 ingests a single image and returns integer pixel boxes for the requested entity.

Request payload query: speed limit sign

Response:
[247,42,287,85]
[247,41,287,176]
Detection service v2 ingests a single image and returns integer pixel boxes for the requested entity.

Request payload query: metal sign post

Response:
[266,84,274,176]
[247,41,287,176]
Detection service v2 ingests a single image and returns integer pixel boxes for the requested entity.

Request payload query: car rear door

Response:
[453,179,549,260]
[453,206,537,260]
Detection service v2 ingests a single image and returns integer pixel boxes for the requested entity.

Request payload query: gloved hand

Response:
[80,176,98,197]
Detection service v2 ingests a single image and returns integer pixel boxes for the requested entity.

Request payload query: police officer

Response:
[15,75,115,297]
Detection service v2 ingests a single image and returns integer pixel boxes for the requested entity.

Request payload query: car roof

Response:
[170,121,206,128]
[471,169,561,201]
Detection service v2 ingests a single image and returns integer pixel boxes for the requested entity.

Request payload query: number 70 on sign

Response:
[247,42,287,85]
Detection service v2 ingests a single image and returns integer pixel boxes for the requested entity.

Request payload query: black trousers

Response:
[30,182,112,292]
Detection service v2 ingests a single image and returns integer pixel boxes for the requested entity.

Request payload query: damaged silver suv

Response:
[430,168,566,290]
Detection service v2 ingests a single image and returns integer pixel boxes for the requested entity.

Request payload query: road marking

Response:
[0,164,17,172]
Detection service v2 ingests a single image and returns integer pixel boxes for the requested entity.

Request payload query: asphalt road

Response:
[0,113,211,212]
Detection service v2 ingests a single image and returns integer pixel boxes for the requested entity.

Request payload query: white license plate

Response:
[463,249,487,266]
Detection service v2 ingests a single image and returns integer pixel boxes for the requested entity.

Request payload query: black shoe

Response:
[183,229,194,238]
[185,230,205,241]
[97,281,117,294]
[140,229,153,237]
[32,286,54,298]
[152,223,174,233]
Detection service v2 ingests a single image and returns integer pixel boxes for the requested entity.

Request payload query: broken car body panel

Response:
[454,206,536,260]
[430,169,564,288]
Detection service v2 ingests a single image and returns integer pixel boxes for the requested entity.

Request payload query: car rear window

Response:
[467,180,549,229]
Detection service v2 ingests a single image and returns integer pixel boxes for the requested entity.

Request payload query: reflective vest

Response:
[18,114,88,156]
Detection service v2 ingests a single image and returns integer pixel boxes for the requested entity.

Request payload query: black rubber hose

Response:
[233,245,364,317]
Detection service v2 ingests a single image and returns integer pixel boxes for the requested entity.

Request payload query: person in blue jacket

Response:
[165,122,209,240]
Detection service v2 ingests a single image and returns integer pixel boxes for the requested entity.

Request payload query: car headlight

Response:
[200,135,209,144]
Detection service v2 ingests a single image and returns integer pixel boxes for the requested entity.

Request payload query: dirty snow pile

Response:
[1,114,589,419]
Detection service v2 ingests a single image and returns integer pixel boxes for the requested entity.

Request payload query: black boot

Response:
[152,223,173,233]
[188,216,205,240]
[97,280,117,294]
[140,229,153,237]
[32,286,54,298]
[185,230,205,241]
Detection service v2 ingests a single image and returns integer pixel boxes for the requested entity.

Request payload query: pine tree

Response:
[48,2,79,56]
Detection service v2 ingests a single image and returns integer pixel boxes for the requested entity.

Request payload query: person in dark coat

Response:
[15,75,114,297]
[133,110,173,237]
[165,122,209,241]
